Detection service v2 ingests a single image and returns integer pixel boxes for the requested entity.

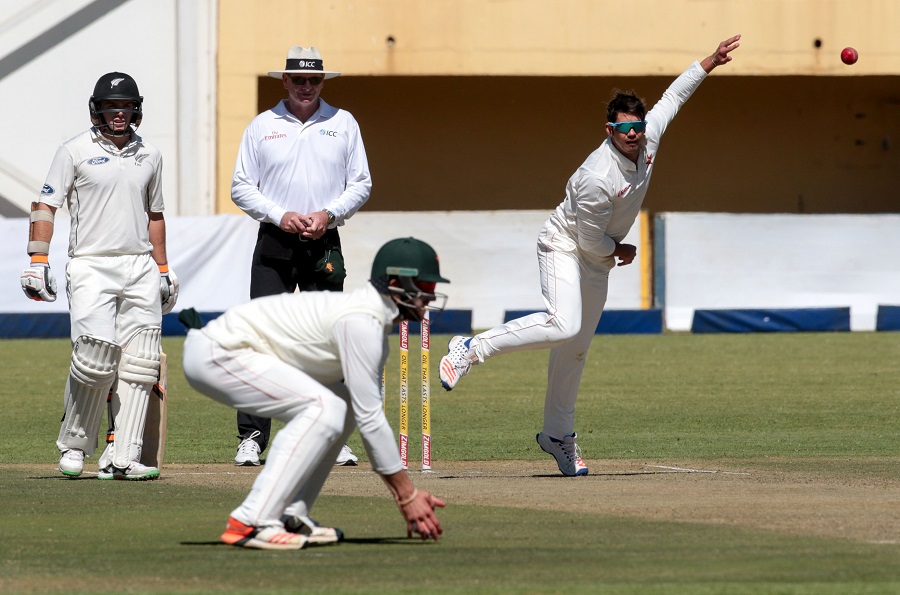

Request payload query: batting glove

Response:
[159,265,179,314]
[20,256,58,302]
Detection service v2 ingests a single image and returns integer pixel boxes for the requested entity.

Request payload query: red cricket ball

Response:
[841,47,859,65]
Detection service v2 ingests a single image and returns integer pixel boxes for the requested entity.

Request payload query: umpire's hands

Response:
[21,260,57,302]
[399,488,446,541]
[159,265,179,314]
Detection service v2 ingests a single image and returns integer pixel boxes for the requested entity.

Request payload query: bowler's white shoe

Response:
[235,430,262,466]
[439,335,477,391]
[536,432,589,477]
[284,515,344,545]
[221,517,307,550]
[59,449,85,477]
[98,461,160,481]
[334,444,358,466]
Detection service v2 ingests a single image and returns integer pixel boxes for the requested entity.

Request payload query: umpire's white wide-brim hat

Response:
[267,46,341,79]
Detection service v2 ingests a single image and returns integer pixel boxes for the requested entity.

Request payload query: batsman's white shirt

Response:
[39,128,164,258]
[200,283,403,474]
[231,99,371,226]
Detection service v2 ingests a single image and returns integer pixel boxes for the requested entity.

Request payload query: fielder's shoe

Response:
[283,515,344,545]
[439,335,478,391]
[536,432,589,477]
[235,430,262,466]
[98,461,160,481]
[221,517,307,550]
[334,444,358,466]
[58,449,85,477]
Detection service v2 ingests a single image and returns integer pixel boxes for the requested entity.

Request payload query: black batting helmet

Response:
[89,72,143,130]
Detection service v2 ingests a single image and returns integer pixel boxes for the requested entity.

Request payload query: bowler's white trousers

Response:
[474,220,613,439]
[183,330,355,528]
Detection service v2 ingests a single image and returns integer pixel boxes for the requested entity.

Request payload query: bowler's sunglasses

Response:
[609,120,647,134]
[289,76,324,86]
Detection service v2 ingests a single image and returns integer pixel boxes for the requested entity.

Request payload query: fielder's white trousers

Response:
[474,220,612,439]
[182,330,354,528]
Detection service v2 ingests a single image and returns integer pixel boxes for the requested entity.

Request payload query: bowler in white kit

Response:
[439,35,741,476]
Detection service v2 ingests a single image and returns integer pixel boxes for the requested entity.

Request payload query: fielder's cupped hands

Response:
[400,489,446,541]
[711,34,741,67]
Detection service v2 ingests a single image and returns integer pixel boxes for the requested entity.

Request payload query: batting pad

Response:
[57,335,121,455]
[112,327,161,468]
[140,351,168,469]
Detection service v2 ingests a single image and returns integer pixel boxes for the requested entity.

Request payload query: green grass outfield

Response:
[1,332,898,594]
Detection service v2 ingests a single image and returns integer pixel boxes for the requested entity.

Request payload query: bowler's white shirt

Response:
[232,99,372,226]
[202,283,406,475]
[39,128,164,258]
[550,61,708,264]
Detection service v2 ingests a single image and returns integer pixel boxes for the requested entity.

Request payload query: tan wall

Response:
[218,0,900,214]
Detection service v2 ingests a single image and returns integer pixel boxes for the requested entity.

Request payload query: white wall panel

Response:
[659,213,900,331]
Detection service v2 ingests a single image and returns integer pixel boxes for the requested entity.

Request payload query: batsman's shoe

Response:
[97,443,112,471]
[536,432,589,477]
[97,461,160,481]
[284,515,344,545]
[235,430,262,466]
[439,335,477,391]
[334,444,358,466]
[59,449,85,477]
[221,517,307,550]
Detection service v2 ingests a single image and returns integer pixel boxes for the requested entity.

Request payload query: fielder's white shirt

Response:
[550,61,708,264]
[39,128,164,258]
[232,98,372,226]
[202,283,406,474]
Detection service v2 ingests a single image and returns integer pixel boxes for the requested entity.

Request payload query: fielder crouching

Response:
[182,237,448,550]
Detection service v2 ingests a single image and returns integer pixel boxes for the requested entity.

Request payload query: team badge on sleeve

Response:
[41,184,54,195]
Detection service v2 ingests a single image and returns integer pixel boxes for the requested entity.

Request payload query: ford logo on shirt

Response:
[41,184,54,195]
[87,157,110,165]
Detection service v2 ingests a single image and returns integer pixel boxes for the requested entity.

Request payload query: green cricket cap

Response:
[370,237,450,283]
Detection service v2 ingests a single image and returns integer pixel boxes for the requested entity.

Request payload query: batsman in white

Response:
[439,35,742,476]
[21,72,178,480]
[182,237,448,550]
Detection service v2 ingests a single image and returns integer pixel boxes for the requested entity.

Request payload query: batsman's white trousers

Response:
[474,220,613,439]
[183,330,354,528]
[66,254,161,343]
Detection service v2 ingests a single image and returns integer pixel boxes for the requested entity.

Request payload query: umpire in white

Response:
[183,237,448,550]
[21,72,177,481]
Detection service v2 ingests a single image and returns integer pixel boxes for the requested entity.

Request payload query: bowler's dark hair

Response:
[606,90,646,122]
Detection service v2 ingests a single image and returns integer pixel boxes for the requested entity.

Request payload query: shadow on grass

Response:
[180,537,419,547]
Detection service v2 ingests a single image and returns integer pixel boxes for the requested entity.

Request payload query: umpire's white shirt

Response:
[550,61,708,267]
[231,99,372,227]
[201,283,406,474]
[39,128,164,257]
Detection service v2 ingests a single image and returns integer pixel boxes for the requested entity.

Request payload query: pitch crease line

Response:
[645,464,751,475]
